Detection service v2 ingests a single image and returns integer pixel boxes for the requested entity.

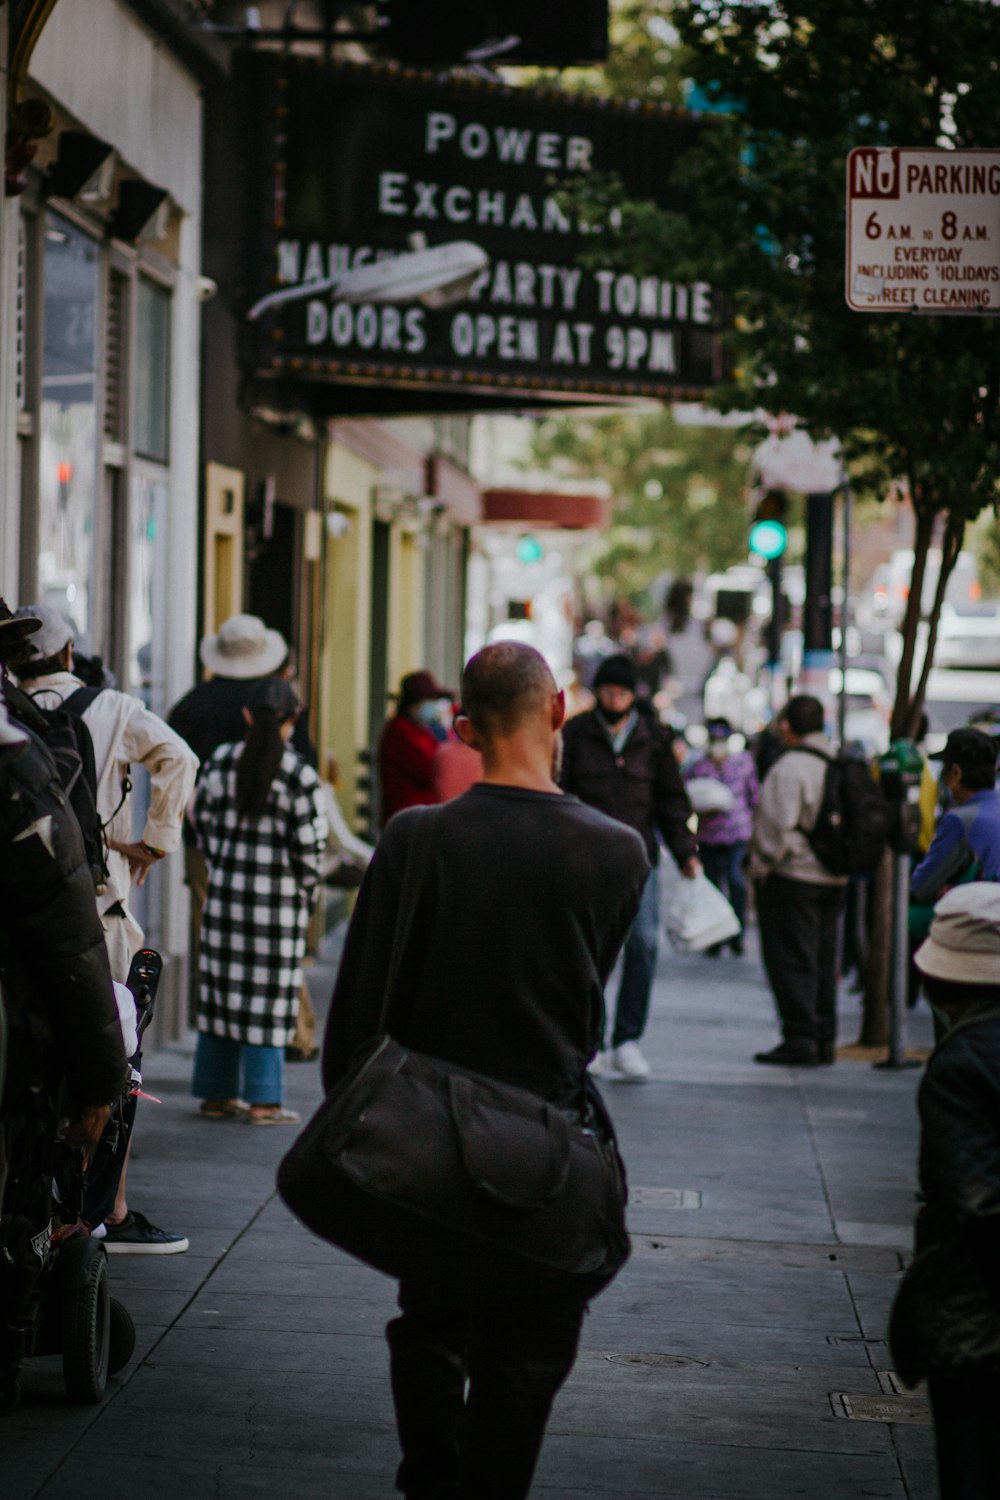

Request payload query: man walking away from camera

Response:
[322,642,649,1500]
[560,653,699,1081]
[747,695,848,1067]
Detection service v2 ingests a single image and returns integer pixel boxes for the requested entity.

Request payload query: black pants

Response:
[929,1368,1000,1500]
[756,874,844,1057]
[387,1274,587,1500]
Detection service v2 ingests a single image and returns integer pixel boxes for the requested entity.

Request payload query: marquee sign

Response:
[242,58,720,410]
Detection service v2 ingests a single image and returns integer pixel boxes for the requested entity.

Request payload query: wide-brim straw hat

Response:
[199,613,287,680]
[914,882,1000,986]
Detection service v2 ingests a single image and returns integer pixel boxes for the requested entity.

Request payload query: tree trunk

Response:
[905,509,965,734]
[890,501,935,739]
[858,846,892,1047]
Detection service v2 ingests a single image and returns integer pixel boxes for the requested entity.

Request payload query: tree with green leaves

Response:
[565,0,1000,740]
[529,407,753,607]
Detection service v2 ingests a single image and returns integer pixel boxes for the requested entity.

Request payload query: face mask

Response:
[414,701,442,727]
[598,703,631,727]
[709,742,729,762]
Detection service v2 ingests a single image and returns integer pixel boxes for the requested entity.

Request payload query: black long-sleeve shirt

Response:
[322,784,649,1108]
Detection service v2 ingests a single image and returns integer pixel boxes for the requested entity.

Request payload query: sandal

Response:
[199,1100,250,1120]
[247,1106,301,1126]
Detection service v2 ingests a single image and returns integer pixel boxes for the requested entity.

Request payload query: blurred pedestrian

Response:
[192,678,327,1125]
[169,614,321,1060]
[889,884,1000,1500]
[685,718,759,955]
[431,720,484,804]
[378,670,451,827]
[747,696,847,1066]
[910,727,1000,906]
[560,653,699,1081]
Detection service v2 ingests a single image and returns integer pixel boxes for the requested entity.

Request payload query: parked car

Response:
[829,665,892,756]
[934,602,1000,670]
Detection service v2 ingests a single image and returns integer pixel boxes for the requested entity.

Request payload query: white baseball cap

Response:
[14,602,73,661]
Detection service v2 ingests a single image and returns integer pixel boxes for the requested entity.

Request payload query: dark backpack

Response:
[3,681,111,892]
[791,747,891,876]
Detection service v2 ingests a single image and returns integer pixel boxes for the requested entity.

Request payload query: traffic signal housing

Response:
[749,489,788,560]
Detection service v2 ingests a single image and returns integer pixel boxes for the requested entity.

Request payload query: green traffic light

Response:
[749,519,787,559]
[516,534,545,564]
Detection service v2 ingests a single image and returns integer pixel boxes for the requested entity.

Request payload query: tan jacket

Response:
[27,671,199,917]
[747,731,848,887]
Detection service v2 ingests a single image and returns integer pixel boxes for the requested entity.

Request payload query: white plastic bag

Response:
[662,871,741,954]
[685,777,736,815]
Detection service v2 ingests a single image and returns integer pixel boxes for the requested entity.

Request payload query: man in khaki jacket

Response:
[747,695,848,1066]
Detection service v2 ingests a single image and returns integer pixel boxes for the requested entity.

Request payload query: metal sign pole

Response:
[837,481,853,746]
[887,851,910,1067]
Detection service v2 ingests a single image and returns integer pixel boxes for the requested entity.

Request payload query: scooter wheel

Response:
[108,1297,136,1376]
[62,1249,111,1402]
[0,1375,21,1415]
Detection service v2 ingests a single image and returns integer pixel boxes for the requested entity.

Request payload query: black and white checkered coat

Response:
[194,742,328,1048]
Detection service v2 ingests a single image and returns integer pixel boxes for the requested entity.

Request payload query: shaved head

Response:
[460,643,557,738]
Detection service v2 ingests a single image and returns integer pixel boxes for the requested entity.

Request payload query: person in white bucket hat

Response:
[199,613,288,680]
[889,883,1000,1498]
[169,615,320,1062]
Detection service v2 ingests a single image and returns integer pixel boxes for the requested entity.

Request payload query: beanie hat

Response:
[593,654,637,693]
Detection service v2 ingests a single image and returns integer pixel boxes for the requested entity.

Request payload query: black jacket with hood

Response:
[889,999,1000,1386]
[560,703,696,868]
[0,709,127,1115]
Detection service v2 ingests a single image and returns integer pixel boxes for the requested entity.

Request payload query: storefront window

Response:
[38,213,98,650]
[134,277,171,463]
[129,473,166,706]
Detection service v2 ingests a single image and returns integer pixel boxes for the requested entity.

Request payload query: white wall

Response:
[30,0,201,213]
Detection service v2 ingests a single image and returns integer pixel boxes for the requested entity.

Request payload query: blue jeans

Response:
[700,841,747,932]
[192,1031,285,1105]
[610,867,660,1048]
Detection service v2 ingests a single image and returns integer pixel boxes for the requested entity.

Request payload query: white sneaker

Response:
[586,1051,606,1077]
[611,1041,651,1081]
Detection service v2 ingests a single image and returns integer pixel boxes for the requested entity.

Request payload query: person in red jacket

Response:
[378,670,452,827]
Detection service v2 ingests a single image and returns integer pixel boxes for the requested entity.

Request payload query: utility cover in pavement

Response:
[629,1187,702,1209]
[830,1392,932,1425]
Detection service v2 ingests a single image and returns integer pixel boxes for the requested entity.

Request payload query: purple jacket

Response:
[685,750,760,846]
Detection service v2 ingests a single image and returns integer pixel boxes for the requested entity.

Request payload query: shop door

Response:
[203,462,244,637]
[248,498,297,648]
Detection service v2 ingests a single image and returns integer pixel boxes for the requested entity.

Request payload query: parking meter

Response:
[878,739,924,855]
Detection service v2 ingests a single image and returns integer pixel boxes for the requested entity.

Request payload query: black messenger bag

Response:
[277,810,630,1295]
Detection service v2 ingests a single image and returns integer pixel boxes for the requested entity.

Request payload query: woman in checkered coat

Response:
[191,677,328,1124]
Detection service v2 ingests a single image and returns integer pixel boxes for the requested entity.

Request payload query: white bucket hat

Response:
[199,613,287,680]
[915,883,1000,986]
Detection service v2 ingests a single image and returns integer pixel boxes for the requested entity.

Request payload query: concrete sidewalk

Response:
[5,935,936,1500]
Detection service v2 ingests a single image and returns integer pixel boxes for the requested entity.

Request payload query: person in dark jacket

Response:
[0,665,128,1199]
[889,883,1000,1500]
[322,642,649,1500]
[560,653,699,1081]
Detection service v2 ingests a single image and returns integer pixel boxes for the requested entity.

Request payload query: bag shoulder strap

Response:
[377,808,437,1034]
[61,685,103,717]
[783,744,835,766]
